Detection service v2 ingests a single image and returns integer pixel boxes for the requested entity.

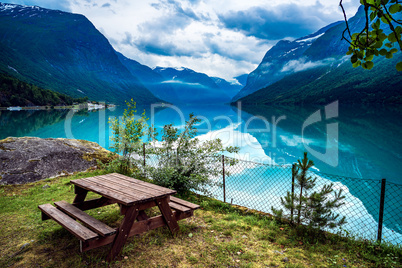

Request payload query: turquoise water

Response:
[1,103,401,243]
[1,103,400,183]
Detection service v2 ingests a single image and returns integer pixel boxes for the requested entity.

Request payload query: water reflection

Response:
[238,104,402,184]
[0,109,70,139]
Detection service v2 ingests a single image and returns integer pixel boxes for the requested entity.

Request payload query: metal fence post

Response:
[143,143,146,167]
[291,163,296,225]
[222,155,226,203]
[377,178,386,243]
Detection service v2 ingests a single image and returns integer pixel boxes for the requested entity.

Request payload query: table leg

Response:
[157,197,180,234]
[73,186,88,204]
[136,210,149,221]
[107,204,139,262]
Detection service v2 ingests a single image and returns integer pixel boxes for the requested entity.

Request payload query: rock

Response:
[0,137,114,185]
[42,184,50,189]
[242,235,248,239]
[282,257,289,263]
[273,250,283,255]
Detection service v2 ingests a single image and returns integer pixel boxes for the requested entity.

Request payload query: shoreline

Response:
[0,103,116,111]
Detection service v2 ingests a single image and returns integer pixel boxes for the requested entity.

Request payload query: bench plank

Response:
[169,201,191,213]
[170,196,200,210]
[38,203,98,241]
[54,201,116,237]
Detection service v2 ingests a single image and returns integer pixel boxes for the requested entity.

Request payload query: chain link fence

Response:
[137,147,402,245]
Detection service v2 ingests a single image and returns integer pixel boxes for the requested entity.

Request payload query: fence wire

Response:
[138,149,402,245]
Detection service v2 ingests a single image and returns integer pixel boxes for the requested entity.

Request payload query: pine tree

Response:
[272,152,346,230]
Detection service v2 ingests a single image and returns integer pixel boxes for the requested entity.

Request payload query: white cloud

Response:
[281,57,335,73]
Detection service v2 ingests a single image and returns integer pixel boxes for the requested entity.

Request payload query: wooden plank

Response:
[71,178,134,205]
[107,204,140,262]
[54,200,116,237]
[93,175,157,199]
[81,210,193,252]
[157,197,180,234]
[104,174,170,197]
[82,176,155,203]
[170,196,200,210]
[38,204,98,241]
[169,201,191,213]
[108,173,176,195]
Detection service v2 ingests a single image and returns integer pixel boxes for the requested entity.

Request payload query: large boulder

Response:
[0,137,113,185]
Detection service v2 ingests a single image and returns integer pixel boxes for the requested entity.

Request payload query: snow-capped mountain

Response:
[0,2,161,104]
[233,7,402,104]
[232,21,342,102]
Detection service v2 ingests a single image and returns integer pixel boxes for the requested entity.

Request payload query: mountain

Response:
[0,3,160,104]
[233,7,402,104]
[152,67,240,103]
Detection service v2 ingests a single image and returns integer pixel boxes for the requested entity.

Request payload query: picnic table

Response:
[38,173,200,262]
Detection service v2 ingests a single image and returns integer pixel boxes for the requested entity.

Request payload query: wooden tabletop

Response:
[70,173,176,206]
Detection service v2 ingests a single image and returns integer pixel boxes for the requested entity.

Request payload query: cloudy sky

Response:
[8,0,360,80]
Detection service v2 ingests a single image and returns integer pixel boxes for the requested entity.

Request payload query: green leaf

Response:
[352,60,361,68]
[396,62,402,71]
[385,42,393,48]
[362,61,374,70]
[380,15,389,24]
[370,11,377,21]
[351,54,358,64]
[390,48,398,54]
[389,4,401,14]
[388,33,398,43]
[386,52,394,59]
[379,48,388,56]
[365,54,374,61]
[373,40,383,48]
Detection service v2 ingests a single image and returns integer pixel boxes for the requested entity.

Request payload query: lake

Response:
[1,102,401,183]
[1,102,401,243]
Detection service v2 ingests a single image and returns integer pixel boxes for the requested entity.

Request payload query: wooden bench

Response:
[39,196,200,254]
[169,196,200,213]
[38,203,100,248]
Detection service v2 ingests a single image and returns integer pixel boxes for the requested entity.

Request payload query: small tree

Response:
[108,99,149,176]
[147,113,239,195]
[272,152,346,231]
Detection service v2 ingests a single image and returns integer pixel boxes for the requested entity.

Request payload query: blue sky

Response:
[7,0,360,80]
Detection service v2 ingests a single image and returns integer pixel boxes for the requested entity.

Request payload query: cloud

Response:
[218,3,342,40]
[161,80,203,87]
[280,57,334,73]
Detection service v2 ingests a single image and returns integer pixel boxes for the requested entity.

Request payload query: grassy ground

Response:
[0,170,401,267]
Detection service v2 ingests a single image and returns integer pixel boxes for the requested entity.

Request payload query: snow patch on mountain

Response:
[296,32,325,43]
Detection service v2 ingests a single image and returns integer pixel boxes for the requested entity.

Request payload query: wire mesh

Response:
[139,147,402,245]
[383,181,402,244]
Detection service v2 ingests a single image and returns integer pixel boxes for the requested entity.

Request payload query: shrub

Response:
[272,152,346,231]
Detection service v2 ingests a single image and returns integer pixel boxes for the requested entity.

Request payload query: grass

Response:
[0,170,401,267]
